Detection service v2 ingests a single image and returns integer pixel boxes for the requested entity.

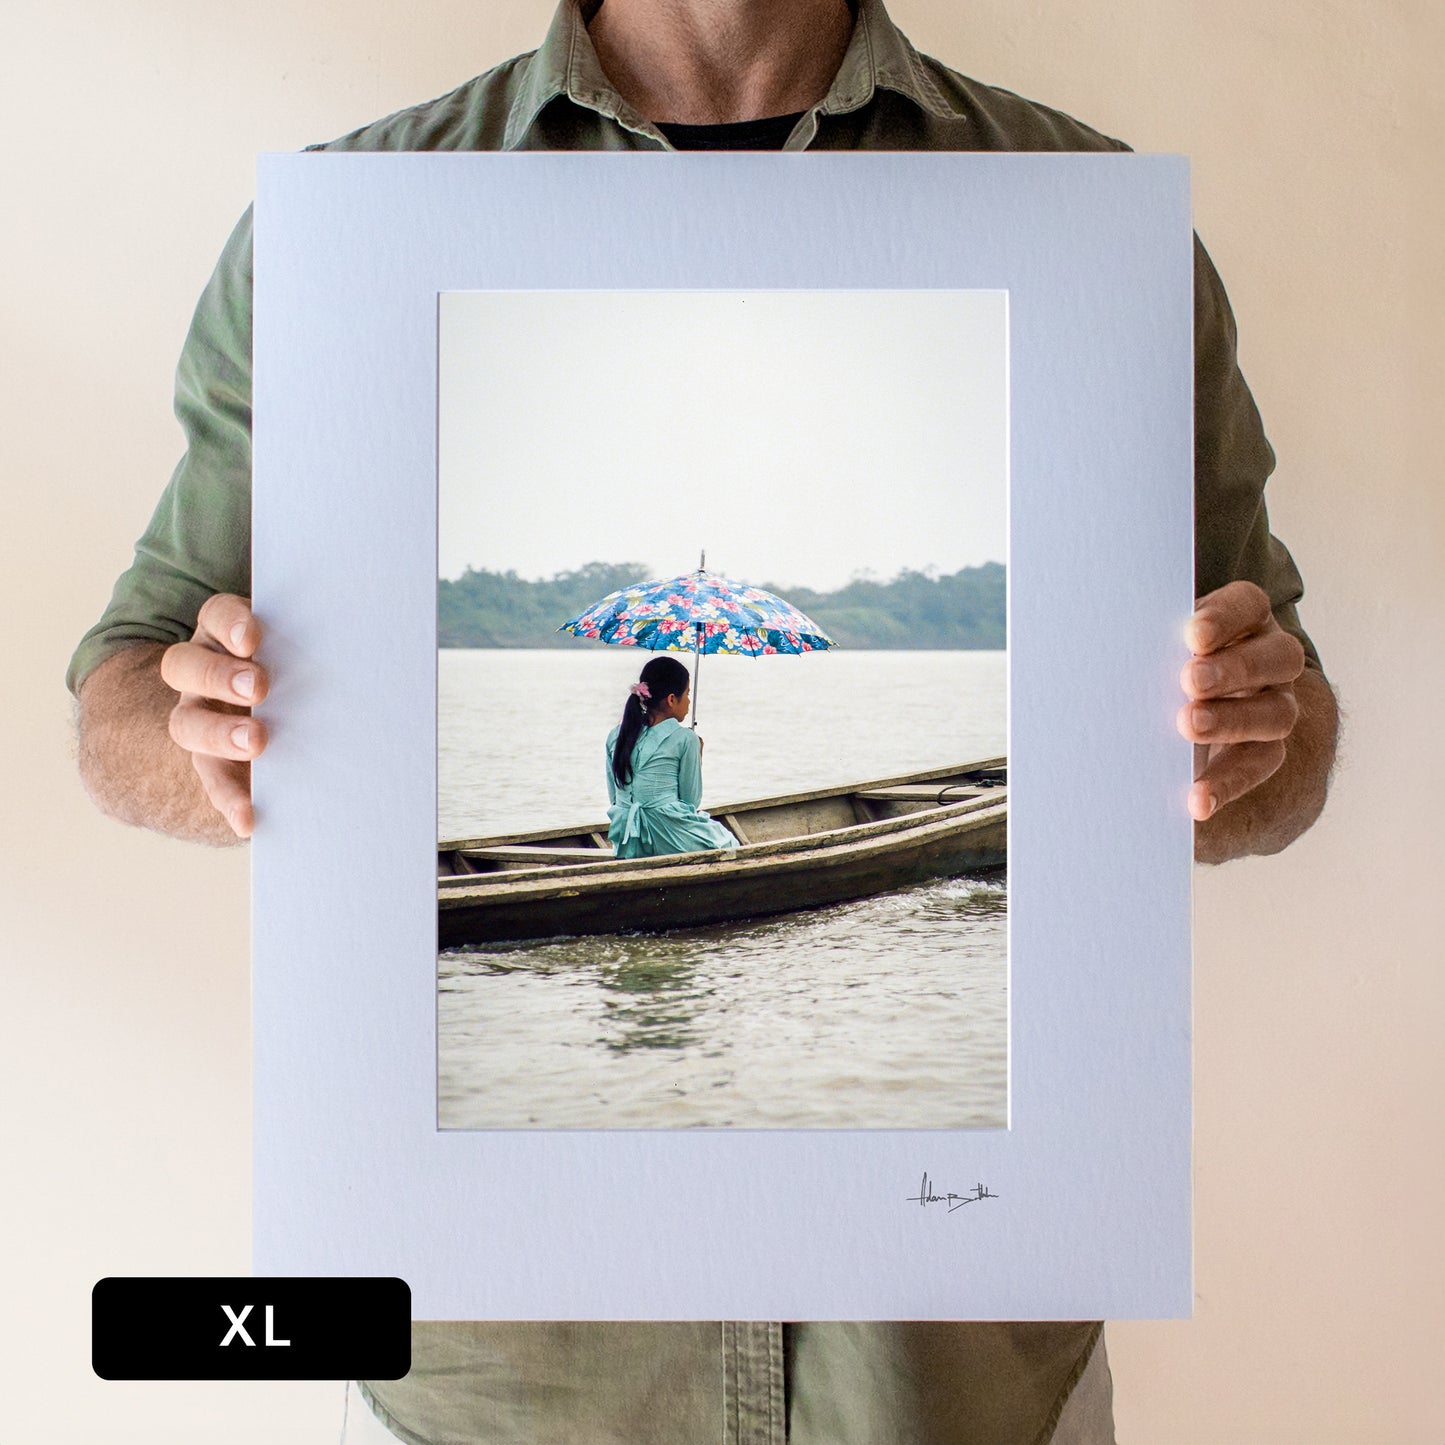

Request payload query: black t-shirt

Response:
[656,112,805,151]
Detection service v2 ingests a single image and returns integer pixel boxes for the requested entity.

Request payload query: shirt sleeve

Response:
[605,734,617,805]
[1192,234,1325,676]
[65,205,256,696]
[676,728,703,808]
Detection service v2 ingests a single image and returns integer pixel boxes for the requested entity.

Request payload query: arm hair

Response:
[75,644,243,847]
[1194,665,1340,864]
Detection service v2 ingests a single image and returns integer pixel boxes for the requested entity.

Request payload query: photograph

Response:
[436,288,1010,1129]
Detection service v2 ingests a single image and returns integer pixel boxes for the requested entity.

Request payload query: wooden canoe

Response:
[438,757,1006,946]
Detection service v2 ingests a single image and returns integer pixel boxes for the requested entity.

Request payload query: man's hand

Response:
[158,594,269,838]
[1178,581,1303,820]
[1177,580,1338,862]
[75,594,269,846]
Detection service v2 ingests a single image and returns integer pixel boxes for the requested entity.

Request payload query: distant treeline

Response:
[438,560,1006,650]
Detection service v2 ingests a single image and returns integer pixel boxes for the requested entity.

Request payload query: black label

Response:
[92,1277,411,1380]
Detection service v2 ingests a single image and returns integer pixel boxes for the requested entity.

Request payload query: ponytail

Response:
[611,690,649,789]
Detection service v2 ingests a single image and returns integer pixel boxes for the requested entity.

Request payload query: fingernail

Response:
[228,806,245,833]
[1193,706,1215,734]
[231,724,250,751]
[1205,794,1218,819]
[233,669,255,700]
[230,621,248,649]
[1194,662,1220,690]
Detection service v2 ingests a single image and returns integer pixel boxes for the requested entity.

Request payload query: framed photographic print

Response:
[252,151,1194,1319]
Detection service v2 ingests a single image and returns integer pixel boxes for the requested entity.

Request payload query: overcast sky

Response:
[439,289,1006,594]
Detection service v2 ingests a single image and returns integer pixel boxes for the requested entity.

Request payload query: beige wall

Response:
[4,1,1440,1439]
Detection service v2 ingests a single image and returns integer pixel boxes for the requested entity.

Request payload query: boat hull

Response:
[440,811,1003,946]
[438,761,1006,946]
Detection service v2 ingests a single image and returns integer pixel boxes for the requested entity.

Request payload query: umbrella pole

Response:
[691,621,701,728]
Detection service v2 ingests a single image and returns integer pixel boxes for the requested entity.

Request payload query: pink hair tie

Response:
[629,682,651,701]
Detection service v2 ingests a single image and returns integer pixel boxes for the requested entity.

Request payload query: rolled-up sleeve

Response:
[66,206,256,696]
[1192,235,1323,675]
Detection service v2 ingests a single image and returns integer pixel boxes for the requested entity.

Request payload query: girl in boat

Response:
[605,655,740,860]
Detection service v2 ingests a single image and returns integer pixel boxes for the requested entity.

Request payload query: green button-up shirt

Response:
[68,1,1323,1441]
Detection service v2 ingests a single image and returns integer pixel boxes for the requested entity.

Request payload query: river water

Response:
[438,648,1007,1129]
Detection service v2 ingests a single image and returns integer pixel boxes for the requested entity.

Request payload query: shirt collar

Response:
[503,0,665,148]
[821,0,966,122]
[503,0,966,150]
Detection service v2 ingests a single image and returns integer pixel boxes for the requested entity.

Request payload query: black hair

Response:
[612,654,692,788]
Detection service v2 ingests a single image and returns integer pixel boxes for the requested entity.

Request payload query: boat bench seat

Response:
[460,845,612,864]
[854,785,986,803]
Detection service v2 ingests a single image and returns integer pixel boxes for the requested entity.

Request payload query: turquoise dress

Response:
[604,718,741,859]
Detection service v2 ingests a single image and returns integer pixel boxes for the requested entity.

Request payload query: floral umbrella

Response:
[558,554,835,727]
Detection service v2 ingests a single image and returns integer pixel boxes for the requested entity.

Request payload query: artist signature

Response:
[906,1172,998,1213]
